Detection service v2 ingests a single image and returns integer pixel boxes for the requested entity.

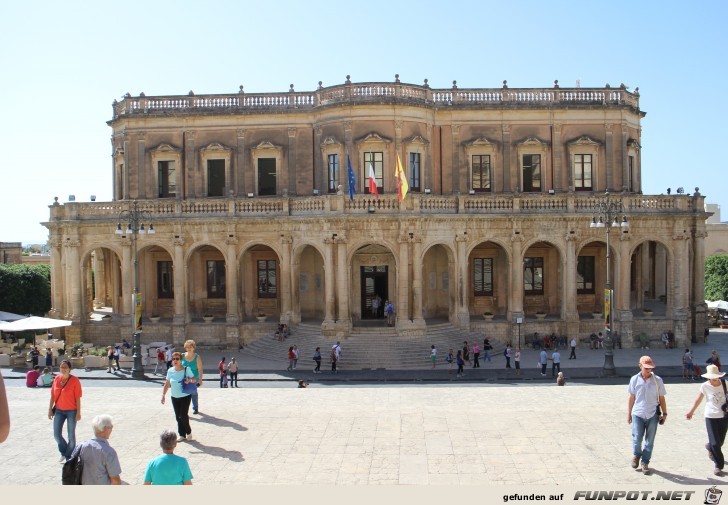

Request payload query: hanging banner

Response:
[134,292,143,333]
[604,288,612,331]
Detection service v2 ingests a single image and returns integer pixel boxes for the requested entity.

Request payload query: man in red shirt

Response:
[26,365,40,387]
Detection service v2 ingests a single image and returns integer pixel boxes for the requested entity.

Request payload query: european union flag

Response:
[347,155,356,201]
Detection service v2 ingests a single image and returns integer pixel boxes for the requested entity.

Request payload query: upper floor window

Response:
[257,259,277,298]
[473,258,493,296]
[158,161,177,198]
[574,154,593,191]
[328,154,339,193]
[522,154,541,192]
[577,256,595,294]
[472,155,491,193]
[258,158,277,196]
[628,155,635,192]
[524,257,544,295]
[157,261,174,298]
[206,260,226,298]
[409,153,421,192]
[207,159,225,197]
[364,152,383,194]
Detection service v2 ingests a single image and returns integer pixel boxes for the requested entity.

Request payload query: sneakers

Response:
[192,410,198,415]
[631,456,639,469]
[177,435,186,442]
[186,433,193,441]
[641,462,650,475]
[715,468,723,476]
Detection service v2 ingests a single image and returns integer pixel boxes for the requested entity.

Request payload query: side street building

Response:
[44,77,710,349]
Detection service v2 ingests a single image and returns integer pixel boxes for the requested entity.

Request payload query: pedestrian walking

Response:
[161,352,196,442]
[154,348,165,375]
[627,356,667,475]
[549,349,561,377]
[482,338,493,363]
[686,364,728,476]
[456,350,465,378]
[45,348,54,374]
[313,347,322,373]
[75,414,122,485]
[144,430,193,485]
[514,347,521,376]
[539,349,548,376]
[430,345,437,369]
[30,346,40,367]
[371,295,380,318]
[683,349,695,380]
[385,300,395,326]
[113,346,121,370]
[462,341,471,366]
[505,344,512,369]
[292,344,299,370]
[218,357,228,388]
[330,345,338,374]
[181,340,203,414]
[472,342,480,368]
[333,342,342,370]
[48,359,83,462]
[569,337,577,359]
[445,349,454,374]
[106,346,115,373]
[286,347,295,371]
[227,357,238,387]
[165,346,173,369]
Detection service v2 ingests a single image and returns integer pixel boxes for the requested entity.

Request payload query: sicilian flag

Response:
[347,155,356,201]
[368,162,379,199]
[395,153,409,202]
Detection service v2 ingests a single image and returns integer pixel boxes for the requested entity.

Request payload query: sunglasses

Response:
[172,358,181,361]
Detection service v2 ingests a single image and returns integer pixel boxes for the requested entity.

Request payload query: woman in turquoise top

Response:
[161,352,196,442]
[144,430,193,485]
[181,339,204,415]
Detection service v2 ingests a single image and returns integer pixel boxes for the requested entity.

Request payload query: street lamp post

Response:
[590,192,628,376]
[115,200,155,379]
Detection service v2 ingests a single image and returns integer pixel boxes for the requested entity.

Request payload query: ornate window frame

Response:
[464,137,498,193]
[150,143,181,199]
[320,136,343,193]
[567,136,600,192]
[355,132,391,194]
[403,135,429,193]
[200,142,232,197]
[251,141,283,196]
[516,137,549,193]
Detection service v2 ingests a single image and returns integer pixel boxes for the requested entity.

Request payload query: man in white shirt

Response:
[627,356,667,475]
[569,338,577,360]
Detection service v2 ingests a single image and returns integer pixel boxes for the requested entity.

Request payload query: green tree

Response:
[0,264,51,315]
[705,255,728,301]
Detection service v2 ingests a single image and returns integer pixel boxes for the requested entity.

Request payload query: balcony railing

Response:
[50,193,699,224]
[112,80,640,119]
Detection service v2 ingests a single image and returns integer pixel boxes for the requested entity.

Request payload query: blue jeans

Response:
[632,412,659,464]
[53,409,77,460]
[483,351,491,362]
[191,389,198,412]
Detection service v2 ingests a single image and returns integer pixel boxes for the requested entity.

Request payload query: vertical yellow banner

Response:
[134,292,143,333]
[604,288,612,330]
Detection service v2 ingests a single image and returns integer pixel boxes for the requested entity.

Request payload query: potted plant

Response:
[203,314,214,323]
[535,311,547,320]
[483,311,495,320]
[256,312,267,323]
[149,314,161,323]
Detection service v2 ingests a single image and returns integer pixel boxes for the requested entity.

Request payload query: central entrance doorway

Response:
[361,265,388,319]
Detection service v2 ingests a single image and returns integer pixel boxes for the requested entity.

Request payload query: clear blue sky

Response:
[1,0,725,244]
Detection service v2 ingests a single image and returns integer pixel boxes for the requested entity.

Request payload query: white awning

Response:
[0,316,73,332]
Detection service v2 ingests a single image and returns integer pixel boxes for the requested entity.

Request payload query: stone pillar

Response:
[49,239,64,317]
[184,131,196,198]
[336,237,350,333]
[64,239,82,321]
[314,126,324,193]
[173,238,186,324]
[552,123,563,192]
[605,123,614,192]
[342,122,353,193]
[455,232,469,328]
[93,249,106,309]
[323,237,335,324]
[564,236,578,321]
[225,237,239,324]
[287,128,296,196]
[123,137,131,199]
[621,122,630,192]
[509,233,524,318]
[397,235,410,326]
[425,123,434,192]
[137,136,146,198]
[618,233,633,346]
[412,237,424,325]
[237,129,246,196]
[673,232,690,347]
[279,235,292,324]
[693,228,709,342]
[451,124,461,193]
[120,239,131,316]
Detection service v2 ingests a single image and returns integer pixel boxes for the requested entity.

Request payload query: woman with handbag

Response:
[47,359,82,462]
[686,364,728,476]
[181,340,204,414]
[161,352,197,442]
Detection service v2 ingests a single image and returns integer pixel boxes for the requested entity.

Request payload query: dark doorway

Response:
[258,158,276,196]
[361,265,387,319]
[207,159,225,196]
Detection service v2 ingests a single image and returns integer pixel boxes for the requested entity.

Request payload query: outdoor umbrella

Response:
[1,316,73,345]
[707,300,728,310]
[0,311,25,322]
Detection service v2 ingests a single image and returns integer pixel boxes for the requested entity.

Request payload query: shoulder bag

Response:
[180,366,197,395]
[652,374,664,424]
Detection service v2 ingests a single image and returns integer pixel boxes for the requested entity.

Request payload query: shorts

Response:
[431,356,436,363]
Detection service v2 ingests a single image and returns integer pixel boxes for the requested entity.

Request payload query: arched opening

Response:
[467,241,509,319]
[296,245,325,322]
[522,241,562,318]
[423,244,454,321]
[241,244,281,320]
[630,240,670,317]
[351,244,396,323]
[187,244,227,320]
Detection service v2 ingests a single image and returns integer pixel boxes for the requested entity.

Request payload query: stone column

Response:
[225,237,239,324]
[287,128,296,196]
[323,237,335,325]
[279,235,292,324]
[120,238,131,317]
[314,126,324,193]
[236,129,246,196]
[451,124,461,193]
[673,232,690,347]
[621,122,630,192]
[137,136,146,198]
[184,131,196,198]
[618,233,634,346]
[564,235,578,321]
[425,124,434,192]
[605,123,614,192]
[501,124,512,192]
[693,228,709,342]
[412,237,424,325]
[342,122,353,193]
[336,237,350,332]
[552,123,563,192]
[93,249,106,309]
[455,232,469,328]
[64,239,82,321]
[173,238,186,324]
[49,239,64,317]
[397,235,410,326]
[123,137,131,199]
[509,233,524,318]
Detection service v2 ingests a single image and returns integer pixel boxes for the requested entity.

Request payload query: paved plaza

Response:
[3,331,728,486]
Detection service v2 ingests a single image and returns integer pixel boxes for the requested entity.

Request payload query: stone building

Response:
[44,77,710,349]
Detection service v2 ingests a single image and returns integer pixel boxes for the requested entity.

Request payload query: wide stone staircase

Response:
[242,321,507,370]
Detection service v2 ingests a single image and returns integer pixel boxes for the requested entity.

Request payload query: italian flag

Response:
[368,162,379,199]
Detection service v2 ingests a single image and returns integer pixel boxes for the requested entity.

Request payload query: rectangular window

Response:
[207,159,225,197]
[409,152,421,192]
[364,152,383,193]
[158,161,176,198]
[257,158,276,196]
[473,258,493,296]
[628,155,634,192]
[157,261,174,299]
[574,154,593,191]
[524,257,544,295]
[206,260,226,298]
[257,259,277,298]
[472,155,491,192]
[327,154,339,193]
[522,154,541,192]
[577,256,595,294]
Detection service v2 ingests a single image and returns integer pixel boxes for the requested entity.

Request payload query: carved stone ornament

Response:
[517,136,548,147]
[403,135,430,146]
[320,136,341,147]
[201,142,231,152]
[568,136,601,147]
[627,138,641,149]
[113,147,125,157]
[253,141,281,151]
[355,132,392,145]
[150,143,180,153]
[463,136,497,148]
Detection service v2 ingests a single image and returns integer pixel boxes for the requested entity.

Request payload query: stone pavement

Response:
[2,329,728,485]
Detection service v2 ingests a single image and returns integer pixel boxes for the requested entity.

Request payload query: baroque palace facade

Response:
[44,77,710,349]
